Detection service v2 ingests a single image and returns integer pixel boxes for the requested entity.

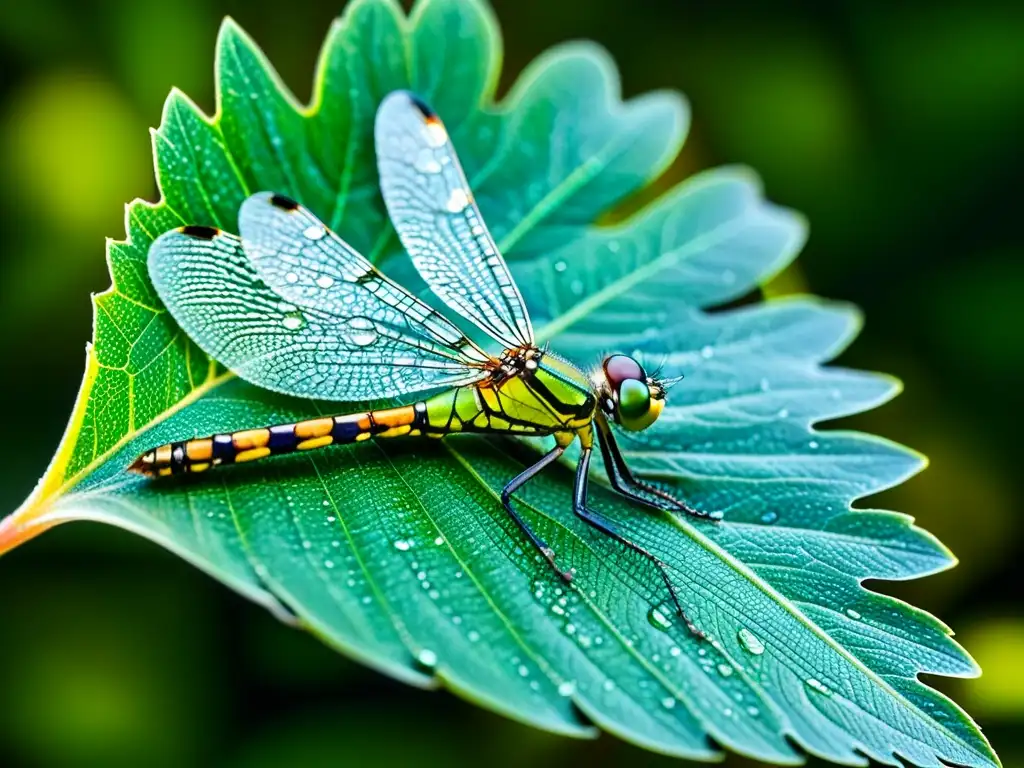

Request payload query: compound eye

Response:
[604,354,646,388]
[618,379,651,420]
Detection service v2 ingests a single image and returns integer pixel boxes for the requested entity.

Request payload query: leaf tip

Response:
[0,498,58,558]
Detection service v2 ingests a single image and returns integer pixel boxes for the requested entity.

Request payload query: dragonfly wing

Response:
[148,225,488,402]
[238,192,489,367]
[375,90,534,350]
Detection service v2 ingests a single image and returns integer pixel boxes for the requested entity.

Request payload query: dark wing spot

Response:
[405,92,437,120]
[270,193,300,211]
[181,225,219,240]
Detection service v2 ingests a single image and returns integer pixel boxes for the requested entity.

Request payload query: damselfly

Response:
[132,91,719,634]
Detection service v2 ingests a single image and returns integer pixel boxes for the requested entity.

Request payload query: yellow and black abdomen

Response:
[130,403,428,477]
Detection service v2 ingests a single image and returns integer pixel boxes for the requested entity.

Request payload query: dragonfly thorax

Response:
[488,345,543,386]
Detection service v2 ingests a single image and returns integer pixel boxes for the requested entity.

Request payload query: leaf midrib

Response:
[651,494,988,760]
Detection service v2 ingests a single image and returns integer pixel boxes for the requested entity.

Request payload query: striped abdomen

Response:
[130,361,596,478]
[130,402,430,477]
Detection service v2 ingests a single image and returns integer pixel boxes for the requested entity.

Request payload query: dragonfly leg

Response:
[501,445,574,583]
[594,413,721,522]
[574,447,706,639]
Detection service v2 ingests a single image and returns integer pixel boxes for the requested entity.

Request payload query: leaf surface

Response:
[0,1,997,765]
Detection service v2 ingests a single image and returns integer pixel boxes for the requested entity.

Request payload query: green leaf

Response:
[0,1,998,765]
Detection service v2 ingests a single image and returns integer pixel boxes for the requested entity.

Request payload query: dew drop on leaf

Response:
[738,628,765,656]
[647,606,672,630]
[805,678,831,696]
[416,649,438,670]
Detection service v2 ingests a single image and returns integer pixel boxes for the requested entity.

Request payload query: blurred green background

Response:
[0,0,1020,766]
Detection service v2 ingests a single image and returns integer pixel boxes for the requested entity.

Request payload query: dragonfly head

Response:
[598,354,671,432]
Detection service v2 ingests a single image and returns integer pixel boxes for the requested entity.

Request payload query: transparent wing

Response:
[375,90,534,350]
[238,191,490,363]
[148,223,488,402]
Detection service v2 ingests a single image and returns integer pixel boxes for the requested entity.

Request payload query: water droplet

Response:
[554,260,567,273]
[717,663,734,677]
[346,316,378,346]
[316,274,335,289]
[723,707,734,717]
[302,540,312,550]
[805,678,831,696]
[737,628,765,656]
[700,345,714,359]
[746,705,760,717]
[760,511,778,524]
[669,646,681,657]
[845,608,862,620]
[467,631,480,643]
[608,240,621,253]
[283,311,305,330]
[434,536,444,546]
[518,664,530,677]
[417,649,438,669]
[558,681,576,697]
[661,696,676,709]
[324,560,335,569]
[647,606,672,630]
[602,680,616,692]
[569,279,584,296]
[285,271,299,284]
[808,440,819,449]
[759,377,771,392]
[414,148,442,174]
[777,407,790,418]
[393,539,411,551]
[445,188,470,213]
[303,225,326,240]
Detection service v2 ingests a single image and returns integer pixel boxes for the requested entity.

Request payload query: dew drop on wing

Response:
[283,312,305,330]
[414,148,442,174]
[345,316,378,346]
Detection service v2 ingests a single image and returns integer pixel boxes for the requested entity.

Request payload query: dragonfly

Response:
[131,91,719,634]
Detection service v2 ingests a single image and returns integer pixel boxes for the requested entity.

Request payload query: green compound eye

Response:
[617,378,651,420]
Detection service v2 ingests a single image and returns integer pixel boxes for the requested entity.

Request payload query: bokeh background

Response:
[0,0,1020,766]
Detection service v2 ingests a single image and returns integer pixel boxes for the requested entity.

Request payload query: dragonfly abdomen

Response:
[130,403,429,477]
